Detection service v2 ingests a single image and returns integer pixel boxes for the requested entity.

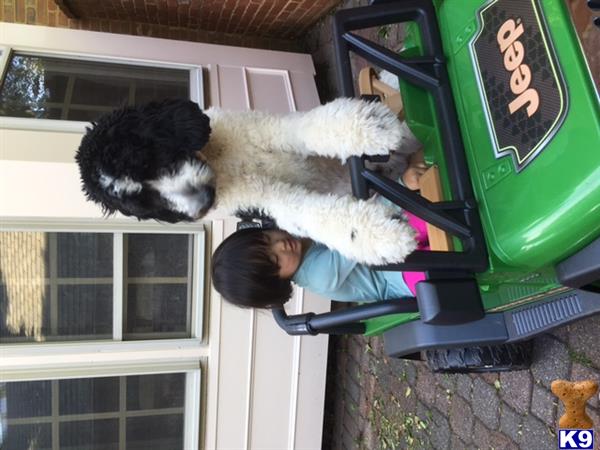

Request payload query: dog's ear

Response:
[138,99,211,156]
[77,98,210,185]
[76,98,212,218]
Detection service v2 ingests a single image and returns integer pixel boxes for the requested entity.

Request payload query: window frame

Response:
[0,218,209,449]
[0,45,205,133]
[1,369,201,450]
[1,217,206,344]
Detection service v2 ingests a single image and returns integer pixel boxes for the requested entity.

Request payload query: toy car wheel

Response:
[425,341,533,373]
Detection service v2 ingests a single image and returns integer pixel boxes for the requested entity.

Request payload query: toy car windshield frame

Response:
[273,0,490,335]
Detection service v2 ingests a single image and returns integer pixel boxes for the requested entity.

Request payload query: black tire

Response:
[425,341,533,373]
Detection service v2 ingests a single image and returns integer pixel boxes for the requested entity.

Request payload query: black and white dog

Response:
[76,98,417,265]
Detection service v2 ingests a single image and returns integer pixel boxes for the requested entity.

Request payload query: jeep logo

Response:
[497,18,540,117]
[471,0,567,171]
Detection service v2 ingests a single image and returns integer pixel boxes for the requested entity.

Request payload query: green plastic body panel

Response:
[364,0,600,336]
[441,0,600,269]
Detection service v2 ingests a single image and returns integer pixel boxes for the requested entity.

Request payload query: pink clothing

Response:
[403,212,428,295]
[403,271,426,296]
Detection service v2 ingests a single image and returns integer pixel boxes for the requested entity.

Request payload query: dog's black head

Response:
[76,98,215,223]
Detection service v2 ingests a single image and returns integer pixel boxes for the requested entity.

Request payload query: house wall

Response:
[0,22,329,450]
[0,0,341,51]
[60,0,340,38]
[565,0,600,93]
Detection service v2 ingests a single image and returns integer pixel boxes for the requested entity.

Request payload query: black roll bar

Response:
[272,299,419,336]
[273,0,490,337]
[333,0,489,273]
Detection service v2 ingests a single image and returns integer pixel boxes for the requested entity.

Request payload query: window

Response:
[0,54,189,122]
[0,221,207,450]
[0,48,203,132]
[0,231,200,343]
[2,373,187,450]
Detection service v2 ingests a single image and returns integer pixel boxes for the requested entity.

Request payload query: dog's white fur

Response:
[157,97,418,265]
[149,160,215,217]
[99,173,142,197]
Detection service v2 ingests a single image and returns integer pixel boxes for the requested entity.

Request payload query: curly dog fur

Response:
[76,98,418,265]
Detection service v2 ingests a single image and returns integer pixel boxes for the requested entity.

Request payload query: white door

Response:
[1,23,328,450]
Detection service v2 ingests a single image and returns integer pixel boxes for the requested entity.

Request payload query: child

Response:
[211,226,427,309]
[211,152,429,309]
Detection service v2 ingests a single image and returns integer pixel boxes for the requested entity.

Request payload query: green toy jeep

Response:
[272,0,600,372]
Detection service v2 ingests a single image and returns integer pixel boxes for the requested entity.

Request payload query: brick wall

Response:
[565,0,600,93]
[0,0,342,52]
[61,0,341,39]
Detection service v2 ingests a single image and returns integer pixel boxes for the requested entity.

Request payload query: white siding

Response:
[211,219,329,450]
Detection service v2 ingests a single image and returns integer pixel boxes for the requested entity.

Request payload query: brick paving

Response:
[303,1,600,449]
[320,323,600,450]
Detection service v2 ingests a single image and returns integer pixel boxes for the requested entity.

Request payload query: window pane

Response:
[0,54,190,121]
[0,374,189,450]
[3,424,52,450]
[60,419,119,450]
[57,285,113,338]
[135,79,189,105]
[45,74,68,102]
[0,274,51,341]
[0,230,199,342]
[125,284,189,339]
[57,233,113,278]
[71,75,131,108]
[127,234,190,277]
[59,377,119,415]
[126,415,184,450]
[126,373,185,411]
[4,381,52,418]
[124,234,192,340]
[0,232,113,343]
[1,382,52,450]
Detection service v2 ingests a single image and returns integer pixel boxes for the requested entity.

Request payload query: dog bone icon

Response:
[551,379,599,429]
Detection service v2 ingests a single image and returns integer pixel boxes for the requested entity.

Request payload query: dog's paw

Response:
[337,199,418,265]
[354,217,418,266]
[328,98,405,159]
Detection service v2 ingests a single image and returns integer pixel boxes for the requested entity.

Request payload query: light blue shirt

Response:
[292,243,413,302]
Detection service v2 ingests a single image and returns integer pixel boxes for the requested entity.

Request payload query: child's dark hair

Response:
[211,228,293,309]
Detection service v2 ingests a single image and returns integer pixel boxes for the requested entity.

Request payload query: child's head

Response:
[211,228,304,309]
